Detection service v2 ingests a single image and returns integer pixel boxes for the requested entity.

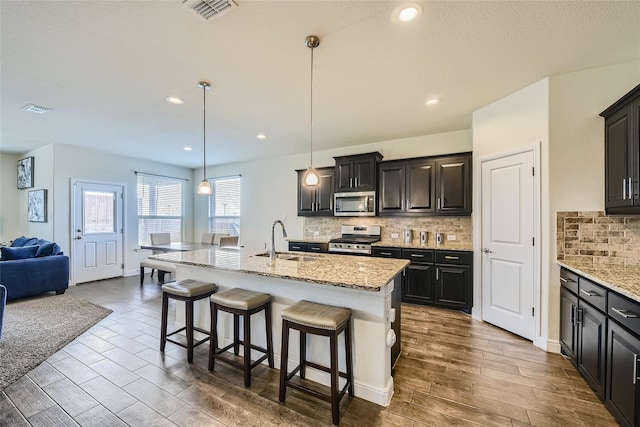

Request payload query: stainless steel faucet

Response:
[271,220,287,260]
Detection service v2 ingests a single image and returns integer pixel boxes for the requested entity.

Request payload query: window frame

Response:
[137,172,185,245]
[207,175,241,236]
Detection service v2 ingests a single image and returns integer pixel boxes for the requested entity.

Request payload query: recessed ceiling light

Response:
[22,103,52,114]
[256,133,267,140]
[426,98,440,106]
[183,146,192,151]
[166,96,184,105]
[392,3,423,23]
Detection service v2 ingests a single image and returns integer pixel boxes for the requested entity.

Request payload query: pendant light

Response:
[197,81,213,195]
[303,35,320,187]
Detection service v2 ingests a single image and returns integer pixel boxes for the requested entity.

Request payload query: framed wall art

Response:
[27,189,47,223]
[17,156,34,189]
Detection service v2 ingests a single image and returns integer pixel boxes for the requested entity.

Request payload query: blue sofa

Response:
[0,284,6,339]
[0,237,69,301]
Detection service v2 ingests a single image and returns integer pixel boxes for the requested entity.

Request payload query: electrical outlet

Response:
[313,231,320,236]
[447,235,456,241]
[391,233,399,239]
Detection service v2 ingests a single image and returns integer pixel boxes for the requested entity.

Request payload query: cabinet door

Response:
[334,160,353,192]
[297,170,316,216]
[403,263,435,304]
[314,168,334,215]
[378,163,405,215]
[353,156,377,191]
[605,105,634,211]
[406,159,435,214]
[435,264,471,310]
[436,155,471,215]
[560,287,579,365]
[606,321,640,427]
[578,301,607,399]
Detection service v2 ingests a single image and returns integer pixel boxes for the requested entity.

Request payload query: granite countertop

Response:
[152,247,409,292]
[373,240,473,251]
[557,260,640,303]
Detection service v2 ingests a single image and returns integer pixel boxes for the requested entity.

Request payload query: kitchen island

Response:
[152,247,409,406]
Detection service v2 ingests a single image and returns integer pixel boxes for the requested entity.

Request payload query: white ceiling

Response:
[1,1,639,168]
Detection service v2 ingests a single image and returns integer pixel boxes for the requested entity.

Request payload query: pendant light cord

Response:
[203,83,207,180]
[309,44,314,168]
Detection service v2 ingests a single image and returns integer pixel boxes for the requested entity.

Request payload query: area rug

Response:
[0,294,112,391]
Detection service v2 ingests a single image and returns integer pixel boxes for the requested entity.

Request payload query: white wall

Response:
[194,129,472,254]
[472,79,550,349]
[0,153,21,242]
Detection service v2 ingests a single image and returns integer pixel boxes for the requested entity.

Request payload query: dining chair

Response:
[201,233,215,244]
[219,236,239,247]
[213,233,229,245]
[148,233,172,278]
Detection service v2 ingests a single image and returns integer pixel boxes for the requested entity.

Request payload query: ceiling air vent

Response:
[182,0,238,20]
[22,104,52,114]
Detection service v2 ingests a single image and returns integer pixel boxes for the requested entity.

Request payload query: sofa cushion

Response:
[1,245,38,260]
[11,236,30,247]
[35,242,57,257]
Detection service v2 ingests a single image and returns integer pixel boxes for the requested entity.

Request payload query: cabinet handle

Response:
[355,177,358,188]
[623,178,627,200]
[436,267,439,281]
[437,197,441,210]
[570,304,576,326]
[444,256,459,260]
[350,178,353,188]
[410,254,424,258]
[629,177,633,200]
[380,252,392,256]
[611,307,639,319]
[559,277,568,283]
[580,289,599,298]
[634,354,638,385]
[310,247,321,251]
[576,308,583,325]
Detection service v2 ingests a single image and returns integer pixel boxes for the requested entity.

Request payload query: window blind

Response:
[208,175,241,236]
[137,173,184,244]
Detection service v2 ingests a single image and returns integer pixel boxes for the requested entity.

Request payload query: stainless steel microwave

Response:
[334,191,376,217]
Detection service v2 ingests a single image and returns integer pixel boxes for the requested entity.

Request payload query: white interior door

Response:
[481,150,536,340]
[73,181,123,284]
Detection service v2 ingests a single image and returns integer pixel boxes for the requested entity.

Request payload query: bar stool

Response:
[209,288,274,387]
[279,300,353,426]
[161,279,217,363]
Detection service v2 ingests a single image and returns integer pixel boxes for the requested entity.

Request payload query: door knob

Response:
[76,229,82,232]
[482,248,493,253]
[76,236,82,240]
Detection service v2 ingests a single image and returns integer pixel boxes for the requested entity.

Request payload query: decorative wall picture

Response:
[17,156,34,189]
[27,189,47,223]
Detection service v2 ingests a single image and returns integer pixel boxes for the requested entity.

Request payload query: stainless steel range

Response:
[328,225,381,255]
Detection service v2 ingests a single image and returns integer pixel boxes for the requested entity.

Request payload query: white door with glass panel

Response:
[73,181,124,284]
[481,150,536,340]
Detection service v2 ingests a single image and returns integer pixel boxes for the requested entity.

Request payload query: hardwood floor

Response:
[0,276,619,426]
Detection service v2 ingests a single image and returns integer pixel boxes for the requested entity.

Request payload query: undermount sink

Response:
[254,252,321,262]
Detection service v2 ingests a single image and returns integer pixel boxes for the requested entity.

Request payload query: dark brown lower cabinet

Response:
[403,262,435,304]
[435,264,471,311]
[577,300,607,399]
[560,286,579,364]
[606,320,640,427]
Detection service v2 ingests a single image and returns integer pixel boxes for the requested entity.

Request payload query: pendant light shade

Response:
[197,81,213,195]
[303,35,320,187]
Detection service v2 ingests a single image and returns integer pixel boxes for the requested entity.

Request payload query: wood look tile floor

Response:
[0,276,619,426]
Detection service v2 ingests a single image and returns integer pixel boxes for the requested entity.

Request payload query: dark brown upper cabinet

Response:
[296,167,334,216]
[378,152,471,217]
[600,83,640,214]
[334,152,383,192]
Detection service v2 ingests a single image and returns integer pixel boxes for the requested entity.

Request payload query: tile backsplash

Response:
[557,211,640,265]
[303,216,472,246]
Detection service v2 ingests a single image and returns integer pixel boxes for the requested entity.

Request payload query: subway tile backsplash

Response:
[557,211,640,265]
[303,216,472,247]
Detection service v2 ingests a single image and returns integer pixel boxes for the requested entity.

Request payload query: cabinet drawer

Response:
[307,243,328,253]
[579,277,607,312]
[608,292,640,336]
[372,247,402,258]
[288,242,308,252]
[560,268,579,294]
[402,249,434,263]
[435,251,471,265]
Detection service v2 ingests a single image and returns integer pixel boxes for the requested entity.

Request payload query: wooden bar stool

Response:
[209,288,274,387]
[161,279,217,363]
[279,300,353,426]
